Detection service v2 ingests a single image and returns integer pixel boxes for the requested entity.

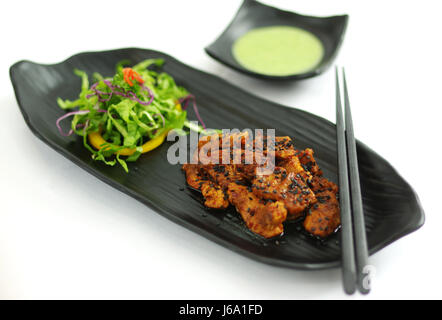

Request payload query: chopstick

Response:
[342,69,370,294]
[335,67,370,294]
[335,68,357,294]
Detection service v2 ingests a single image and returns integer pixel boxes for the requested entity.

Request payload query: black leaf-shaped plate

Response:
[10,48,424,270]
[205,0,348,80]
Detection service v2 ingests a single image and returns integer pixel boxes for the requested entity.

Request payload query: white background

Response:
[1,0,441,299]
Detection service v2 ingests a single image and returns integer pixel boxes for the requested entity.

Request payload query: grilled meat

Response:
[303,176,340,237]
[201,182,229,209]
[182,133,341,239]
[182,163,206,190]
[251,167,316,219]
[298,148,322,176]
[227,183,287,238]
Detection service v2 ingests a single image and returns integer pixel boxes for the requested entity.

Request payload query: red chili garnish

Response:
[123,68,144,86]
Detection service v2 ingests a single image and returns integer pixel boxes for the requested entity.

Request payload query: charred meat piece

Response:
[303,176,340,237]
[251,167,316,219]
[201,182,229,209]
[197,131,251,164]
[183,163,230,210]
[298,148,322,176]
[279,155,313,184]
[182,164,206,190]
[274,136,296,159]
[202,164,245,189]
[236,163,258,180]
[227,183,287,238]
[252,135,295,161]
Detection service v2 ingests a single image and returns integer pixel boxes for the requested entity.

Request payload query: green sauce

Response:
[232,26,324,76]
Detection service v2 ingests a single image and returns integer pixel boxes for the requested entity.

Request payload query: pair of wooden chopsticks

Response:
[335,68,370,294]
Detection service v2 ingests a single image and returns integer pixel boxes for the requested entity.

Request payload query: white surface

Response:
[1,0,441,299]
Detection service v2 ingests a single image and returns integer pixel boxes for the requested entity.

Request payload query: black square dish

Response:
[205,0,349,80]
[10,48,424,269]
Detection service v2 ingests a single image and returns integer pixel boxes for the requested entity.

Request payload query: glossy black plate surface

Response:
[10,48,424,269]
[205,0,348,80]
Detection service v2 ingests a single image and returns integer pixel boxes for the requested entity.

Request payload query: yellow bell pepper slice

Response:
[88,103,181,156]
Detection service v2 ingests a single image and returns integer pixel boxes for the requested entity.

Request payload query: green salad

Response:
[56,59,207,172]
